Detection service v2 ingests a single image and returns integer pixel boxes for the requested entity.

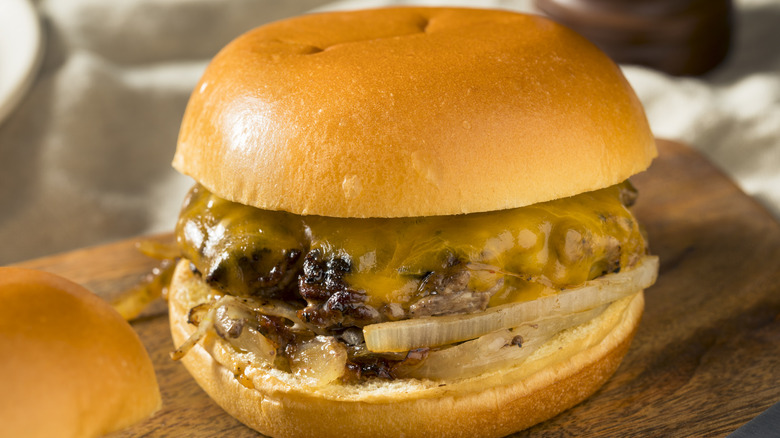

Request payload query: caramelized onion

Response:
[250,300,328,336]
[290,336,348,387]
[364,256,658,352]
[213,297,277,364]
[171,304,217,360]
[224,324,277,364]
[172,295,278,363]
[399,304,607,380]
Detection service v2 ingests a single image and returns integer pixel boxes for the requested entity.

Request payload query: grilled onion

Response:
[364,256,658,352]
[171,295,278,363]
[213,297,277,364]
[171,303,217,360]
[290,336,348,387]
[399,304,608,380]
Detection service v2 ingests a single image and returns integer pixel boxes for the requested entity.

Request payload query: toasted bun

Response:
[0,267,161,438]
[168,259,644,437]
[173,7,656,218]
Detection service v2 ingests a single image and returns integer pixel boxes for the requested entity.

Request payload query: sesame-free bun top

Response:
[0,267,161,438]
[173,7,656,218]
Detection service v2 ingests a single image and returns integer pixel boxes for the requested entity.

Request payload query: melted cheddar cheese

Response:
[176,182,646,310]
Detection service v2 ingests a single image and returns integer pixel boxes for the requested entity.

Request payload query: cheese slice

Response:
[176,182,646,309]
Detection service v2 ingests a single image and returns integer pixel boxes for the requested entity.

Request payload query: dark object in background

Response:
[534,0,733,76]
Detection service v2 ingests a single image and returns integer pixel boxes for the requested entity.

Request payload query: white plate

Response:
[0,0,44,125]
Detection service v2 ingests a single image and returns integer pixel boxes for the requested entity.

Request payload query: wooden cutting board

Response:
[14,140,780,437]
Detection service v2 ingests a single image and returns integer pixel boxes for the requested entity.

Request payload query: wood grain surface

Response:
[13,140,780,437]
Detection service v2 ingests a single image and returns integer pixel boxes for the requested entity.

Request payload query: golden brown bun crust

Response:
[168,260,644,437]
[173,7,656,218]
[0,268,161,438]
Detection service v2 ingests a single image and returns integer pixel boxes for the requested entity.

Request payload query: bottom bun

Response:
[169,260,644,438]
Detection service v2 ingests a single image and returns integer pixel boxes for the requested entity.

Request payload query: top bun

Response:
[173,7,656,218]
[0,267,161,438]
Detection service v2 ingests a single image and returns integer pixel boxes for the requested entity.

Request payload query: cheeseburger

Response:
[167,7,658,437]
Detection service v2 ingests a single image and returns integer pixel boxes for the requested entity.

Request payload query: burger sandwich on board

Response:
[168,7,658,438]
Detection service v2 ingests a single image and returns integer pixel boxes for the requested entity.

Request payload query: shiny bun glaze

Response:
[173,7,656,218]
[0,267,161,438]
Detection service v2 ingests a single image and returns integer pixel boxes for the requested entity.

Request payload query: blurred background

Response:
[1,0,778,265]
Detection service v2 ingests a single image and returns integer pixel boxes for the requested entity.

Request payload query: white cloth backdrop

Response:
[1,0,779,265]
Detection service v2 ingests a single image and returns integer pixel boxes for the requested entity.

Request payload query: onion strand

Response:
[364,256,658,352]
[399,304,608,380]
